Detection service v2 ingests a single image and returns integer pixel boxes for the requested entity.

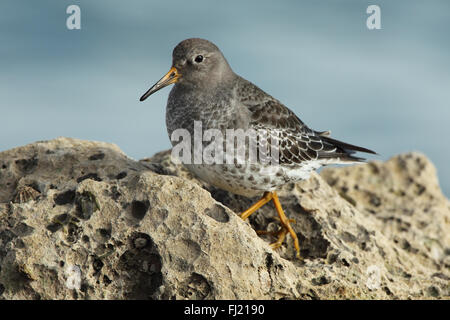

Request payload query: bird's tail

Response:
[319,136,377,163]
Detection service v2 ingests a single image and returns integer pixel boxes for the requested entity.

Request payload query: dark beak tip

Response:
[139,89,153,102]
[139,67,178,102]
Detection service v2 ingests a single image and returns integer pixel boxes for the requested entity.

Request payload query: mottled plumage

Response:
[140,38,375,257]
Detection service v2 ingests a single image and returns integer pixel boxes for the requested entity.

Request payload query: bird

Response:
[139,38,375,258]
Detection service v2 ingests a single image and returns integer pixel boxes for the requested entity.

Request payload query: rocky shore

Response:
[0,137,448,299]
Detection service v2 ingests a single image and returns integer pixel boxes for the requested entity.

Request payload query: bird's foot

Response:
[257,219,299,257]
[256,218,296,237]
[240,191,301,259]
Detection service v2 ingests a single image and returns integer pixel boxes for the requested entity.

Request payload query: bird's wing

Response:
[236,78,375,165]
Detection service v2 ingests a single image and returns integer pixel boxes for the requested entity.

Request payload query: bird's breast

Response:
[166,85,240,138]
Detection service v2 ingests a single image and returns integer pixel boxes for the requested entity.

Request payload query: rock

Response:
[0,137,449,299]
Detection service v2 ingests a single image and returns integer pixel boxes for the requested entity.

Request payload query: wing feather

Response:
[236,77,375,165]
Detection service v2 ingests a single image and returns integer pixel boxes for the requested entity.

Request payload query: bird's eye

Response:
[194,55,204,63]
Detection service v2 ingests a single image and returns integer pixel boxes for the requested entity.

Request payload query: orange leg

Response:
[240,191,301,258]
[257,218,296,248]
[240,192,273,220]
[271,192,300,258]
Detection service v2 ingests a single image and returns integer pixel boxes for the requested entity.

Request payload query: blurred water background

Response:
[1,0,449,196]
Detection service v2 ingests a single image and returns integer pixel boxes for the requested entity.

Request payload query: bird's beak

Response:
[139,67,180,101]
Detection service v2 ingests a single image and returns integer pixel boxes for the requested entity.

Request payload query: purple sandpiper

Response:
[140,38,375,258]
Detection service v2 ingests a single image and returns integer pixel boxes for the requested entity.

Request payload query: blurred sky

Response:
[1,0,449,196]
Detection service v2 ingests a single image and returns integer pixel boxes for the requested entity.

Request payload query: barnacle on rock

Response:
[13,185,40,203]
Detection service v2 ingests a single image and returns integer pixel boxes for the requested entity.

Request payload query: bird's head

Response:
[140,38,233,101]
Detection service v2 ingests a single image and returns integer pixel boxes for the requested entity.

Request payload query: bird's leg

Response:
[257,219,294,251]
[256,219,296,237]
[240,191,301,258]
[240,191,273,220]
[268,228,288,250]
[271,192,301,258]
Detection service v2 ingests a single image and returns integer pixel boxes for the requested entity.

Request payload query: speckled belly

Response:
[183,161,322,198]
